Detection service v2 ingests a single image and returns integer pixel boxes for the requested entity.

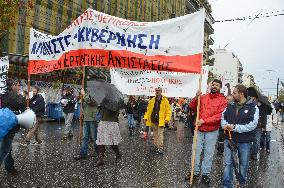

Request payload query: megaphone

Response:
[16,109,37,129]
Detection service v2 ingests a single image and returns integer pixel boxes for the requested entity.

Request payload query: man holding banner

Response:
[187,79,227,184]
[144,87,171,154]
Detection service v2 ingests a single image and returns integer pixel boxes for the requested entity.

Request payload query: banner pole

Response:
[189,73,202,186]
[27,73,31,108]
[78,66,86,145]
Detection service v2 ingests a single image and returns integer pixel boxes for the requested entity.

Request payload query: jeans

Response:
[223,140,251,188]
[80,121,99,157]
[251,128,261,155]
[260,131,271,150]
[63,113,74,135]
[193,130,219,175]
[127,114,135,128]
[0,134,15,172]
[281,112,284,122]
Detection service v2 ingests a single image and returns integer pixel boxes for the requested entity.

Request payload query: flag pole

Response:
[189,73,202,186]
[78,66,86,145]
[27,72,31,108]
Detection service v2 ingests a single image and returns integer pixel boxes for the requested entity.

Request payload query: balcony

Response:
[205,20,214,35]
[208,36,214,45]
[208,48,214,56]
[206,58,215,66]
[185,0,199,14]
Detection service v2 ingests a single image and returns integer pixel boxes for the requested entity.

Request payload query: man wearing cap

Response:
[144,87,171,154]
[60,86,77,140]
[186,79,227,184]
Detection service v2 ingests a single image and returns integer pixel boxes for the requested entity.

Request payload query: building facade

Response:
[210,48,243,88]
[242,73,256,88]
[1,0,214,81]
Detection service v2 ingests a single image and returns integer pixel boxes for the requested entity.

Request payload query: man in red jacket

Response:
[187,79,227,185]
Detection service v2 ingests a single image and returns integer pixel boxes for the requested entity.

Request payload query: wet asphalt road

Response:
[1,117,284,188]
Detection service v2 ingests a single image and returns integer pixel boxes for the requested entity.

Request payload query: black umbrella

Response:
[225,130,241,188]
[86,80,126,111]
[247,87,272,115]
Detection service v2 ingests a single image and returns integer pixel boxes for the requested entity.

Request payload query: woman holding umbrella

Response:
[95,106,122,167]
[85,80,125,167]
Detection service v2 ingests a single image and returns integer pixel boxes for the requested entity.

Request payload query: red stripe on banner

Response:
[28,49,202,75]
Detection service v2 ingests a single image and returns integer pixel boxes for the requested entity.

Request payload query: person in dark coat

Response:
[250,97,267,161]
[0,78,26,176]
[137,96,148,125]
[60,86,77,140]
[217,94,234,156]
[20,86,45,146]
[126,96,137,136]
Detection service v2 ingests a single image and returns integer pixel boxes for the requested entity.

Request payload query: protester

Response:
[137,96,148,126]
[144,87,171,154]
[250,96,267,161]
[74,88,99,160]
[0,78,26,176]
[186,79,227,184]
[126,96,137,136]
[60,86,77,140]
[20,86,45,146]
[186,108,196,135]
[95,107,122,167]
[222,84,259,188]
[260,103,277,153]
[217,94,234,155]
[278,101,284,122]
[169,100,180,129]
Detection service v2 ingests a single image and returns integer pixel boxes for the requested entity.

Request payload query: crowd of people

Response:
[0,77,281,188]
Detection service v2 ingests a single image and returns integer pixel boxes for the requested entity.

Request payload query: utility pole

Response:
[277,78,280,99]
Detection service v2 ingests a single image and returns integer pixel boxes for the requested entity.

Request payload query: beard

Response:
[211,88,217,94]
[156,94,162,99]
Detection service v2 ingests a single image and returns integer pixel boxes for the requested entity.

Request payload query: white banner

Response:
[0,56,9,95]
[29,8,204,74]
[110,66,209,98]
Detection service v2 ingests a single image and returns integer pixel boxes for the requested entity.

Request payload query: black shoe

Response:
[74,155,87,160]
[201,175,210,184]
[68,133,73,138]
[129,128,133,136]
[156,149,165,155]
[132,127,135,136]
[251,154,258,161]
[116,154,122,162]
[7,169,19,176]
[95,160,104,167]
[217,149,224,156]
[185,174,200,181]
[150,145,159,153]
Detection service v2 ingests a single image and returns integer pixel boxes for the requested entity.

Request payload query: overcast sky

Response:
[210,0,284,97]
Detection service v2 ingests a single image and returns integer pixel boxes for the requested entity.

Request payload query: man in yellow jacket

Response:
[144,87,171,154]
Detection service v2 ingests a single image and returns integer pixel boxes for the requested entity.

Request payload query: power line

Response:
[215,10,284,23]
